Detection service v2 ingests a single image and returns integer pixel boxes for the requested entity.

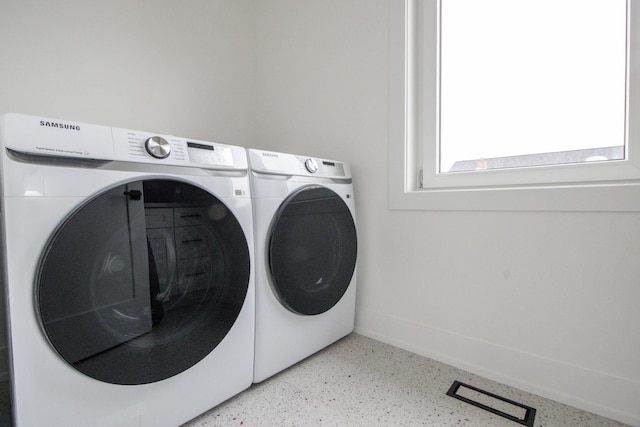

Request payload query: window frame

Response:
[389,0,640,212]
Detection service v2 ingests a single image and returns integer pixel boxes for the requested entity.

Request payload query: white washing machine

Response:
[248,149,357,383]
[0,113,255,427]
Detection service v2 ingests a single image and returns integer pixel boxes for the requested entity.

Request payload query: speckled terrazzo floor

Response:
[183,333,629,427]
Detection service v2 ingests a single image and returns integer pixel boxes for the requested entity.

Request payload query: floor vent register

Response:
[446,381,536,427]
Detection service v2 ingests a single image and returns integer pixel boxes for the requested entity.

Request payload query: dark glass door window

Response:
[37,179,250,385]
[268,186,357,315]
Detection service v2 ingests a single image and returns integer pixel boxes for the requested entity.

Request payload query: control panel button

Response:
[304,158,319,173]
[145,136,171,159]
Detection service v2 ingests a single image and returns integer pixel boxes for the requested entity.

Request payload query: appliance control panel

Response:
[0,114,246,171]
[248,149,351,179]
[112,128,239,169]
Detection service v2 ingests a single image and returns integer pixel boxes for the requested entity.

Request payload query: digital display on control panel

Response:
[187,142,214,151]
[318,159,345,177]
[186,141,234,166]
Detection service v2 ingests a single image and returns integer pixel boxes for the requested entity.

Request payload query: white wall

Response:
[254,1,640,425]
[0,0,257,379]
[0,0,256,143]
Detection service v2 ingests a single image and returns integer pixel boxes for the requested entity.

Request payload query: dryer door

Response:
[268,185,357,315]
[37,179,250,385]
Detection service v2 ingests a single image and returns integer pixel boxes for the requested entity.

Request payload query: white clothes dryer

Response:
[0,113,255,427]
[248,149,357,383]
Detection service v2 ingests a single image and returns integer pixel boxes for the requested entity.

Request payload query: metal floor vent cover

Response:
[446,381,536,427]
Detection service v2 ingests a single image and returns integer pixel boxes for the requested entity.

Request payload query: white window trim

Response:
[389,0,640,212]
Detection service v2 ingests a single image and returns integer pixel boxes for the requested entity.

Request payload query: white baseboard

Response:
[354,307,640,427]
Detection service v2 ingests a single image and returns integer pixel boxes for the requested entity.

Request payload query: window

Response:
[439,0,626,174]
[389,0,640,211]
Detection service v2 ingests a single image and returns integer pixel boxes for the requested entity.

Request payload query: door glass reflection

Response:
[37,180,250,384]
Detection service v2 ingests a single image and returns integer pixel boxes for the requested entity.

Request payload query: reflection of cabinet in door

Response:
[145,206,219,299]
[145,207,178,300]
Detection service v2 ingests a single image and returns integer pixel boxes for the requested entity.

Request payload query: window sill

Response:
[388,181,640,212]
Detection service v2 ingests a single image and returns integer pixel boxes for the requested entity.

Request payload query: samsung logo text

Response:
[40,121,81,131]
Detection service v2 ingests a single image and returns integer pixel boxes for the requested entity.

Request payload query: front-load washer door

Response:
[268,185,357,315]
[36,179,250,385]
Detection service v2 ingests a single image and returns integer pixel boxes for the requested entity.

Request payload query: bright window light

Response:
[439,0,628,173]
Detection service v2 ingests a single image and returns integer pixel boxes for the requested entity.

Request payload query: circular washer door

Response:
[268,185,357,315]
[36,179,250,385]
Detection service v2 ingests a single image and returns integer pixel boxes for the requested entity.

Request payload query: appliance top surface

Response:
[0,113,247,170]
[248,148,351,180]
